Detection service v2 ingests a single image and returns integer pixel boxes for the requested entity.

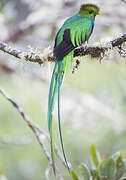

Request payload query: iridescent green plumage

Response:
[48,4,100,174]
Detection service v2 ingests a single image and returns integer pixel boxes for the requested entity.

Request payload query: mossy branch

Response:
[0,33,126,64]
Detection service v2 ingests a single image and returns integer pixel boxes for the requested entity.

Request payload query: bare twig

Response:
[0,85,69,169]
[0,87,64,179]
[45,163,64,180]
[45,163,52,180]
[0,33,126,65]
[0,87,51,161]
[28,118,70,169]
[55,167,64,180]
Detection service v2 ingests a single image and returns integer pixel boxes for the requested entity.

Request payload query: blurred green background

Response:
[0,0,126,179]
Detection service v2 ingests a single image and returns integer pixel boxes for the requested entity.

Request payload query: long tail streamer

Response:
[48,51,74,174]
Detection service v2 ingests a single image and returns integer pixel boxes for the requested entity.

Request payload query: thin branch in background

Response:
[45,163,64,180]
[0,87,50,161]
[26,115,69,168]
[33,128,51,162]
[0,33,126,66]
[45,163,51,180]
[55,168,64,180]
[0,84,69,169]
[0,87,64,179]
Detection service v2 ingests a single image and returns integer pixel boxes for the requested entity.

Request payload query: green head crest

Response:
[79,4,100,18]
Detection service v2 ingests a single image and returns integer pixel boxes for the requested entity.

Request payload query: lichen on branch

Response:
[0,33,126,64]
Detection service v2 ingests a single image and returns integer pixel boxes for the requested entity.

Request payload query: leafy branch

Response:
[71,145,126,180]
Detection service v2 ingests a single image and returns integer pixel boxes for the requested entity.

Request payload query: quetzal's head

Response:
[79,4,101,19]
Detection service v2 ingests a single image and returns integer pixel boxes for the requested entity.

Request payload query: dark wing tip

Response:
[53,29,75,60]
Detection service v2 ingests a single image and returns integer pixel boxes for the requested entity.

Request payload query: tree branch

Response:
[0,87,51,160]
[0,85,69,169]
[0,33,126,65]
[45,163,52,180]
[74,33,126,59]
[0,41,54,64]
[0,87,64,179]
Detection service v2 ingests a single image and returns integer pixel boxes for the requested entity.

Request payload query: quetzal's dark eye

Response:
[89,10,93,14]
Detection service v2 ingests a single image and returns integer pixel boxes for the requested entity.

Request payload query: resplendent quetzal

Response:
[48,4,100,173]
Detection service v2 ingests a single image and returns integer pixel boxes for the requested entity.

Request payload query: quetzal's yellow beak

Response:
[98,12,102,15]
